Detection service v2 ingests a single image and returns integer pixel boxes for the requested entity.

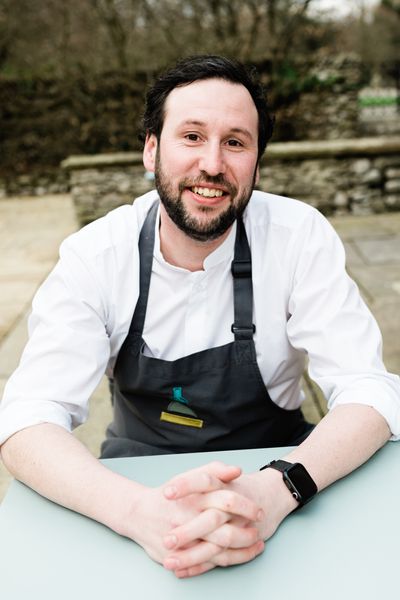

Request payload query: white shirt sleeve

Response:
[0,239,112,445]
[286,209,400,439]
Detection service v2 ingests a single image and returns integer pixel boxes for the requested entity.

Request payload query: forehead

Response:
[163,78,258,135]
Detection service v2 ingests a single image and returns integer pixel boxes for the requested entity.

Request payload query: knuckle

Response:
[202,472,213,488]
[210,460,224,472]
[194,478,208,493]
[220,528,233,547]
[250,546,258,559]
[173,477,186,493]
[216,552,230,567]
[210,508,223,529]
[247,527,259,544]
[169,519,179,529]
[252,541,263,559]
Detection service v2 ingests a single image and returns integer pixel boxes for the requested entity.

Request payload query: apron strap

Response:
[129,201,255,342]
[231,217,256,341]
[128,200,159,338]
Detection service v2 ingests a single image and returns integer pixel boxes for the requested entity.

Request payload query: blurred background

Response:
[0,0,399,192]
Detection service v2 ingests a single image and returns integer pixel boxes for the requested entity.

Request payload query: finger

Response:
[200,489,264,522]
[174,562,215,579]
[205,523,260,549]
[173,540,265,578]
[163,540,221,571]
[213,540,265,568]
[163,462,241,500]
[163,471,222,500]
[165,511,259,551]
[206,462,242,483]
[164,508,228,550]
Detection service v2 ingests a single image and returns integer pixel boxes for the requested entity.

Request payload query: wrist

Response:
[100,471,147,538]
[260,459,318,508]
[258,467,299,517]
[238,469,298,541]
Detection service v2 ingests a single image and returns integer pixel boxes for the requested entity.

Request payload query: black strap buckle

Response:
[231,324,256,335]
[231,260,252,278]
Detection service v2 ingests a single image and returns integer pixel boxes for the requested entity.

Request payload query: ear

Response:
[254,165,260,186]
[143,133,158,172]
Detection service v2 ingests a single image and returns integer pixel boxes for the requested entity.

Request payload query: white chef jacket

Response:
[1,190,400,445]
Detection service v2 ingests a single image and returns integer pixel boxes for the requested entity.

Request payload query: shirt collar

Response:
[153,206,237,272]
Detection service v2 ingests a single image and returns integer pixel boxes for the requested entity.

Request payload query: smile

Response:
[191,186,225,198]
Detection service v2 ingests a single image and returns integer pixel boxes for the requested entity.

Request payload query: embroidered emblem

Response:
[160,387,204,428]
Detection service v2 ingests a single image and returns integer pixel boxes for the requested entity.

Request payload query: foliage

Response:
[2,1,398,176]
[338,0,400,84]
[0,1,331,80]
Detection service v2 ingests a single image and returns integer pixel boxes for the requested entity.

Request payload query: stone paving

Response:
[0,194,399,502]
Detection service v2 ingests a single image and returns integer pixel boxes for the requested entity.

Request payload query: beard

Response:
[154,151,255,242]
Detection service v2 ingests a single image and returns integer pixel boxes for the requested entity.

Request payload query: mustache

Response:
[179,174,236,196]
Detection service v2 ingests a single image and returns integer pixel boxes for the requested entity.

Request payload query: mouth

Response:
[186,184,231,206]
[189,185,228,200]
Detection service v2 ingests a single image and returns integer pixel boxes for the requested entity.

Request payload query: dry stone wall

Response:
[62,137,400,226]
[260,146,400,215]
[0,169,69,199]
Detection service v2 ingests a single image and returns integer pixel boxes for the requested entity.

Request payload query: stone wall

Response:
[260,137,400,215]
[62,136,400,225]
[0,169,69,199]
[4,54,397,195]
[64,153,153,225]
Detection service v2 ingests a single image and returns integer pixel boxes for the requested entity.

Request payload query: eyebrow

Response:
[178,120,255,141]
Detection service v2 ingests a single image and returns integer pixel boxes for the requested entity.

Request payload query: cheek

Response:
[162,143,205,174]
[235,164,257,188]
[163,157,191,180]
[227,154,257,177]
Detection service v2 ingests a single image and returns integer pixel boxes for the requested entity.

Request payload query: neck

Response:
[159,205,232,272]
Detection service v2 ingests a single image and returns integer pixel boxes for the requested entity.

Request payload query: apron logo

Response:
[160,387,204,429]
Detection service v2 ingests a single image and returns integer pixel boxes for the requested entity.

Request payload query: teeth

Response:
[192,186,224,198]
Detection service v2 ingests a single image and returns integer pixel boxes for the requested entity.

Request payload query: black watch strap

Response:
[261,459,292,472]
[260,459,318,507]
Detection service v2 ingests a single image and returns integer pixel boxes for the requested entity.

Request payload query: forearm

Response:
[0,423,144,535]
[284,403,391,491]
[213,404,391,548]
[1,424,263,575]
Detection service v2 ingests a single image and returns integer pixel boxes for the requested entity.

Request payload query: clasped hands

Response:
[130,461,273,579]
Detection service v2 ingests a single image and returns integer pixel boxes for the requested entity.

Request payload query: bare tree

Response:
[0,0,329,81]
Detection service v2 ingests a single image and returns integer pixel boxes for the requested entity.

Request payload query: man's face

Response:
[143,78,259,242]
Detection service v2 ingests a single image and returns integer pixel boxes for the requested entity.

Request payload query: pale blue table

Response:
[0,444,398,599]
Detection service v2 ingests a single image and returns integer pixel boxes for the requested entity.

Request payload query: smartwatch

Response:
[260,459,318,507]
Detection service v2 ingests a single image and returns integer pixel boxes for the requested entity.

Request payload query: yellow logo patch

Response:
[160,411,204,428]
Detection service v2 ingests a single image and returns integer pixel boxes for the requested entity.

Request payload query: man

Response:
[1,55,399,579]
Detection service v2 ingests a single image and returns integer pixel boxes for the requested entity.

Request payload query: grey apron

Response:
[101,201,312,458]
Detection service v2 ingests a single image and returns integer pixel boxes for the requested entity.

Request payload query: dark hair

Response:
[140,55,274,162]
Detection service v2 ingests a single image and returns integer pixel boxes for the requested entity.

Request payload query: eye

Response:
[185,133,200,142]
[227,139,243,147]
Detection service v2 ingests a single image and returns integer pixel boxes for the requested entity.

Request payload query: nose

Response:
[198,141,226,176]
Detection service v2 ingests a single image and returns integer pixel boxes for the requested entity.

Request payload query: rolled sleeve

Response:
[286,210,400,439]
[328,375,400,439]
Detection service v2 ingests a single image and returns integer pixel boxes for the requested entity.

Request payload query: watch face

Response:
[284,463,318,503]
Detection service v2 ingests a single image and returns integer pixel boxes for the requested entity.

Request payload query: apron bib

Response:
[101,202,312,458]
